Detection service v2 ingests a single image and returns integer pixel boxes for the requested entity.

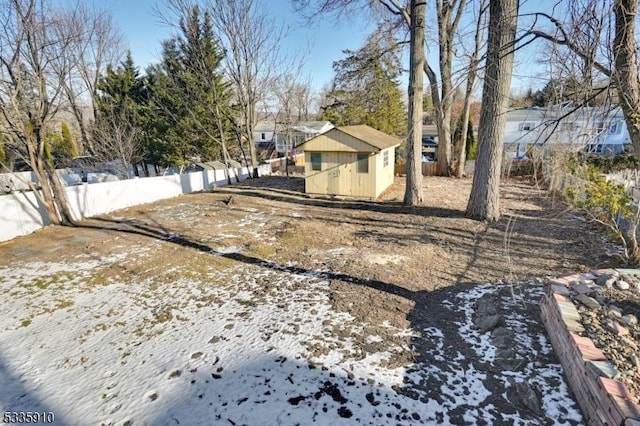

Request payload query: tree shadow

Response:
[0,352,66,425]
[70,217,582,424]
[140,355,435,425]
[211,186,466,219]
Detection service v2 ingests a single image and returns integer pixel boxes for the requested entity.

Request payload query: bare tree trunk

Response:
[46,165,75,224]
[404,0,425,206]
[245,103,259,178]
[429,0,467,177]
[456,0,486,178]
[466,0,519,221]
[613,0,640,159]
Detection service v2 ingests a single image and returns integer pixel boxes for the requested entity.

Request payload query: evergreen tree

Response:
[453,116,476,161]
[0,133,7,167]
[94,51,148,176]
[148,6,234,165]
[60,122,78,158]
[464,120,477,161]
[321,30,407,137]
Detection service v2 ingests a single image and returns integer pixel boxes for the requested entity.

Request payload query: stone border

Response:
[540,270,640,426]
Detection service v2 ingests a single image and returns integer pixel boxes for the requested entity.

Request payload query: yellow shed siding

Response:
[305,151,378,197]
[374,148,395,197]
[349,153,376,197]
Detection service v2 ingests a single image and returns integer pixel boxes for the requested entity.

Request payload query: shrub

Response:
[586,154,638,173]
[568,167,640,264]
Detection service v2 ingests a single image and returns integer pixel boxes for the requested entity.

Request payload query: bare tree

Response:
[455,0,488,178]
[272,73,298,177]
[404,0,425,205]
[612,0,640,157]
[426,0,468,176]
[524,0,640,162]
[91,106,143,179]
[61,3,124,154]
[465,0,519,221]
[0,0,82,225]
[160,0,292,178]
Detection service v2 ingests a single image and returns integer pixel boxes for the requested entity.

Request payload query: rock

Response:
[474,314,502,333]
[475,295,498,317]
[491,327,515,348]
[513,381,541,416]
[496,358,525,371]
[571,282,593,295]
[605,320,629,336]
[496,348,516,359]
[607,306,623,318]
[596,273,617,287]
[616,280,630,290]
[145,390,159,402]
[622,337,638,351]
[622,314,638,326]
[631,355,640,370]
[574,294,601,310]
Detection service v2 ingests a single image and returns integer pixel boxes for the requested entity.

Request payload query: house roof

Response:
[254,120,333,133]
[336,125,402,150]
[254,121,286,132]
[296,121,333,132]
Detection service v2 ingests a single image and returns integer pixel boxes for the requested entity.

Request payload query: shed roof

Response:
[302,125,401,151]
[339,125,402,150]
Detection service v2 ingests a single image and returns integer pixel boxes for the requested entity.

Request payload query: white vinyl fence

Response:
[0,164,271,242]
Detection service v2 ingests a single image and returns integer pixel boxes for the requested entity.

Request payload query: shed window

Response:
[383,150,389,167]
[357,154,369,174]
[310,153,321,171]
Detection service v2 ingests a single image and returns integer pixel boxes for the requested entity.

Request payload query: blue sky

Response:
[103,0,374,94]
[98,0,555,98]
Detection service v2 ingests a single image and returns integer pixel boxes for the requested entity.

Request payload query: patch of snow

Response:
[210,246,243,255]
[363,253,406,266]
[0,253,584,425]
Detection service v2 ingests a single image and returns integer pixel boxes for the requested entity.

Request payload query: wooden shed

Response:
[300,125,401,198]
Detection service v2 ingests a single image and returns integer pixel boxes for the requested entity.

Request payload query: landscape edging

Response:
[540,271,640,426]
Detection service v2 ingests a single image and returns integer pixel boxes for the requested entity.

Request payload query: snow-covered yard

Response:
[0,179,598,425]
[1,253,580,425]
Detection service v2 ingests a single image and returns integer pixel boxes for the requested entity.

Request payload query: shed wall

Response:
[304,151,377,197]
[374,147,395,197]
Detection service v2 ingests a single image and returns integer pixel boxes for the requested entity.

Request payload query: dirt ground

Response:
[0,175,627,423]
[6,175,620,288]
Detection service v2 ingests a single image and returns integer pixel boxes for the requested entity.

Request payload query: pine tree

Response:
[60,122,78,158]
[148,6,234,165]
[321,30,407,137]
[94,51,148,176]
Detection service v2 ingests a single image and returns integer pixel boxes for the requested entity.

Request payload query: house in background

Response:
[300,125,401,198]
[422,124,439,143]
[253,121,334,154]
[503,105,631,158]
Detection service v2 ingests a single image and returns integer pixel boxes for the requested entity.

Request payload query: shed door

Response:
[327,152,351,195]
